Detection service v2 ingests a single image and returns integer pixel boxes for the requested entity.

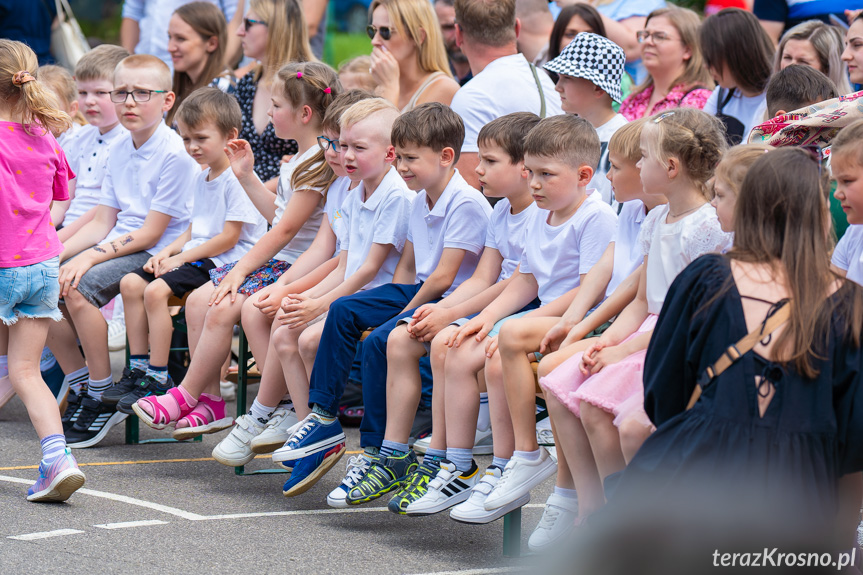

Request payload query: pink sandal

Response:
[132,388,194,430]
[172,393,234,440]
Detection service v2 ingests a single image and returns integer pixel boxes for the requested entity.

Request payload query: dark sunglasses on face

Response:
[367,25,396,40]
[243,17,267,31]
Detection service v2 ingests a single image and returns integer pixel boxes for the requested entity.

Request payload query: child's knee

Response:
[580,402,610,430]
[271,324,299,353]
[386,324,421,359]
[143,279,171,307]
[119,272,145,297]
[484,350,503,383]
[430,329,451,365]
[298,329,320,360]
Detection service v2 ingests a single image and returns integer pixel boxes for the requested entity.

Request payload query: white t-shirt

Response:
[64,123,128,226]
[57,122,83,159]
[485,198,538,281]
[324,176,352,255]
[606,200,647,297]
[832,225,863,286]
[638,203,734,314]
[407,170,492,297]
[593,114,629,205]
[703,87,768,144]
[520,190,618,306]
[451,54,563,154]
[272,145,326,264]
[99,122,199,255]
[182,168,267,267]
[341,167,415,291]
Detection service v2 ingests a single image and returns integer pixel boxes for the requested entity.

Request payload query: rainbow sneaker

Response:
[27,448,86,502]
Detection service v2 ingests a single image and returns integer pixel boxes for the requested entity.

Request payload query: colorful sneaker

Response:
[65,396,127,448]
[327,453,372,509]
[346,450,418,505]
[405,460,480,516]
[0,375,14,411]
[450,466,530,524]
[26,448,87,502]
[100,367,145,406]
[527,492,580,552]
[172,393,233,440]
[250,407,300,453]
[282,442,346,497]
[116,374,174,415]
[388,458,441,515]
[483,449,556,511]
[271,413,346,462]
[61,389,85,432]
[212,413,267,467]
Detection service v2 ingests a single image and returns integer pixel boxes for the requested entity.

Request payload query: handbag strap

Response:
[685,301,790,410]
[716,87,736,114]
[529,63,547,119]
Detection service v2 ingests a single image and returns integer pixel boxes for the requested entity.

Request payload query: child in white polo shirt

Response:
[830,121,863,284]
[50,54,199,449]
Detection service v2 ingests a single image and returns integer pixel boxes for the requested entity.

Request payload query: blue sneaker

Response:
[272,413,346,462]
[27,448,86,502]
[282,442,346,497]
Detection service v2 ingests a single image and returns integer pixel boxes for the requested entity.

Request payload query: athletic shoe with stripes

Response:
[346,450,418,505]
[26,448,86,502]
[100,367,145,406]
[405,459,480,516]
[387,458,441,515]
[61,389,85,432]
[65,396,127,448]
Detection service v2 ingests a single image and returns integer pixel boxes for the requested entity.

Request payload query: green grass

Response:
[324,33,371,69]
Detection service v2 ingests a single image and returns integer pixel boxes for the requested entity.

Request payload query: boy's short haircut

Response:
[608,117,647,164]
[523,115,600,171]
[75,45,131,83]
[115,54,173,92]
[766,64,838,118]
[175,87,242,136]
[322,89,375,135]
[831,119,863,169]
[391,102,465,162]
[37,65,77,106]
[454,0,516,48]
[477,112,541,164]
[340,98,400,143]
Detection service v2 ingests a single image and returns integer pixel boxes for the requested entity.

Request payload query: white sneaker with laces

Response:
[406,460,480,515]
[326,454,371,509]
[483,448,556,511]
[536,427,557,464]
[528,492,579,552]
[250,407,300,453]
[219,380,236,401]
[107,317,127,352]
[450,466,530,523]
[212,414,266,466]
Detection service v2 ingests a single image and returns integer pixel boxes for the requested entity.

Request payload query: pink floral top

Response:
[619,83,712,121]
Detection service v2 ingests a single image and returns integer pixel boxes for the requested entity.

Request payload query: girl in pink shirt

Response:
[0,40,85,502]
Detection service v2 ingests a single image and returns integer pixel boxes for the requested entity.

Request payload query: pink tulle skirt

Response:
[540,315,657,427]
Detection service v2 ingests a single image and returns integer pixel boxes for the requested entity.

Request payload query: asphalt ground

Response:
[0,352,555,575]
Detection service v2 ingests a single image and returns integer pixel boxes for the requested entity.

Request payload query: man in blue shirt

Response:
[755,0,863,43]
[0,0,56,64]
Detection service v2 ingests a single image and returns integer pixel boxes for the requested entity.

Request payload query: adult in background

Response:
[0,0,55,65]
[451,0,563,189]
[618,6,713,121]
[368,0,460,112]
[516,0,554,63]
[755,0,863,44]
[433,0,471,85]
[774,20,852,96]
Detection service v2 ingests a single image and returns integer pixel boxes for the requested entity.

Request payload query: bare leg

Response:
[548,414,575,489]
[383,325,428,445]
[119,274,150,356]
[259,319,297,407]
[185,283,211,357]
[428,326,456,452]
[253,320,289,410]
[46,307,86,374]
[581,402,627,481]
[295,321,325,419]
[143,279,176,367]
[444,337,487,451]
[484,349,514,460]
[7,318,62,438]
[64,289,110,380]
[241,295,275,375]
[618,416,652,463]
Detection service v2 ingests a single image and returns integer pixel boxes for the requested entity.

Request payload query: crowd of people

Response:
[2,0,863,566]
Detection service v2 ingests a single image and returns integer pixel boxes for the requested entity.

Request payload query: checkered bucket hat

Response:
[544,32,626,104]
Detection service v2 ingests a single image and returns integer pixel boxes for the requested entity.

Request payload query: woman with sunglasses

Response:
[618,6,714,121]
[367,0,460,112]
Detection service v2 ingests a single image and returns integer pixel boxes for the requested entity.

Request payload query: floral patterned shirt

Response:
[619,83,712,121]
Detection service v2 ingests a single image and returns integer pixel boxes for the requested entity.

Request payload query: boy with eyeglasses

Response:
[48,54,199,449]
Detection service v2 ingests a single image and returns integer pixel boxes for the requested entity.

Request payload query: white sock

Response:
[86,375,114,401]
[553,485,578,500]
[39,348,56,372]
[64,366,89,394]
[249,399,276,425]
[513,449,541,462]
[477,392,490,431]
[0,355,7,378]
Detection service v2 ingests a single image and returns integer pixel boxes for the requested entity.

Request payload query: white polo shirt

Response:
[833,225,863,286]
[182,168,267,267]
[273,145,325,264]
[407,170,492,296]
[64,123,128,226]
[99,122,199,255]
[520,190,617,306]
[451,53,563,154]
[324,176,353,255]
[485,197,538,281]
[606,200,648,297]
[340,167,415,290]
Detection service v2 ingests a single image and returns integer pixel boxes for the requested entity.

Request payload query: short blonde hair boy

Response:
[75,45,130,83]
[115,54,173,92]
[340,98,400,141]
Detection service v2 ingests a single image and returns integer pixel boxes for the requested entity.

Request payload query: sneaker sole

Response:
[472,443,494,456]
[130,402,172,430]
[171,417,234,441]
[326,490,350,509]
[67,412,128,449]
[283,444,346,498]
[406,487,474,516]
[212,446,258,467]
[272,432,346,462]
[450,493,531,524]
[483,459,557,511]
[250,435,292,454]
[26,469,87,502]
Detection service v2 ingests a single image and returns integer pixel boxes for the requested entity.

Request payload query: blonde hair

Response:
[775,20,853,96]
[0,40,71,136]
[370,0,453,78]
[75,44,130,83]
[714,144,772,197]
[115,54,173,91]
[322,89,375,134]
[608,117,648,164]
[524,115,601,171]
[340,97,399,132]
[37,64,86,127]
[831,118,863,168]
[338,55,377,92]
[250,0,315,82]
[632,7,714,99]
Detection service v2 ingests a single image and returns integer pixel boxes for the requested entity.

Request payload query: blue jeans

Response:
[0,257,62,325]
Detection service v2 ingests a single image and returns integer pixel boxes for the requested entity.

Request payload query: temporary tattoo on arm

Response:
[92,246,107,254]
[110,241,119,253]
[120,236,133,246]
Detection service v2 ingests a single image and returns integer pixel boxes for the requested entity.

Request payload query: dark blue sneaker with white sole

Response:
[272,413,346,462]
[281,442,346,497]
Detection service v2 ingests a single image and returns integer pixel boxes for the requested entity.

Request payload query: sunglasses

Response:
[243,17,267,31]
[366,25,396,41]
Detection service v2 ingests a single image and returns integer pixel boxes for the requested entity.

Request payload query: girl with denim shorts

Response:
[0,40,86,502]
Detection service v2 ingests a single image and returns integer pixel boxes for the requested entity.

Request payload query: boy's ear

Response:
[578,164,594,186]
[228,127,239,141]
[162,91,176,113]
[773,109,787,118]
[69,100,79,115]
[519,161,528,179]
[454,23,464,47]
[385,144,396,163]
[440,146,455,167]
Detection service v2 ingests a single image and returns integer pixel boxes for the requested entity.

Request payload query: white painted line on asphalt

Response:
[94,520,169,530]
[407,568,526,575]
[202,507,390,520]
[8,529,85,541]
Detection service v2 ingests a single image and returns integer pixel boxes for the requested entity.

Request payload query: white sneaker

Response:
[483,449,557,511]
[536,426,557,464]
[107,317,127,352]
[414,428,493,456]
[528,492,580,552]
[212,414,266,466]
[219,380,236,401]
[406,460,480,515]
[450,466,530,524]
[326,454,371,509]
[250,407,300,453]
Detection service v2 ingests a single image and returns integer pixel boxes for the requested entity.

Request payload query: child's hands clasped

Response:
[253,284,288,319]
[277,293,326,328]
[580,340,629,376]
[406,303,454,342]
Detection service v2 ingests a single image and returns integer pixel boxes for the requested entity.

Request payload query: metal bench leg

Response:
[503,507,523,557]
